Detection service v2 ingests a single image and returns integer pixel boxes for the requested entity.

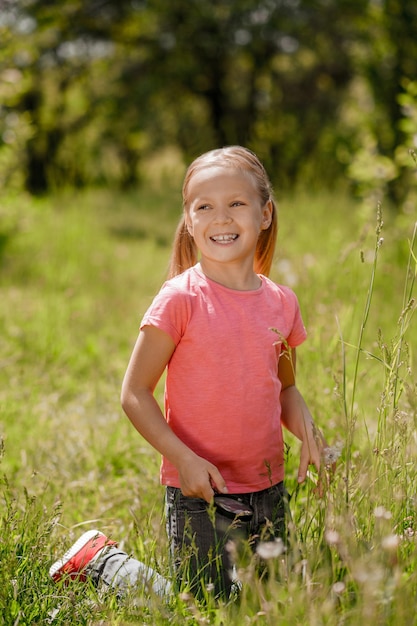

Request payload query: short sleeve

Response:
[140,281,190,345]
[279,285,307,348]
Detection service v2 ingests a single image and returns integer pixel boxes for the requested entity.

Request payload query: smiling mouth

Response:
[210,234,239,243]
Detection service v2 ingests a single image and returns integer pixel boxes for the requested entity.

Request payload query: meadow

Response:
[0,178,416,624]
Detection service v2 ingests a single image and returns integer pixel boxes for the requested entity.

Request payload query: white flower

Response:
[381,534,400,552]
[325,529,340,546]
[323,443,343,465]
[374,506,392,520]
[332,581,346,595]
[256,538,285,560]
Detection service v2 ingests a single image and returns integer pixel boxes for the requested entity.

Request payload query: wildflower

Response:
[323,443,343,466]
[179,591,192,602]
[225,540,238,560]
[332,581,345,595]
[374,506,392,520]
[325,529,340,546]
[256,538,285,560]
[381,534,400,552]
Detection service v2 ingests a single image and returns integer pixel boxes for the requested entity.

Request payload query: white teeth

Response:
[211,234,238,243]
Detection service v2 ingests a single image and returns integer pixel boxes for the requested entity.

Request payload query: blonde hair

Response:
[168,146,278,279]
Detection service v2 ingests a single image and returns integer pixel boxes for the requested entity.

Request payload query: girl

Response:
[50,146,323,600]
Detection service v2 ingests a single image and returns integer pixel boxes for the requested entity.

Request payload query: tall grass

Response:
[0,185,416,624]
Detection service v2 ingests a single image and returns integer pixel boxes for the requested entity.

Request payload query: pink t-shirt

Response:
[140,264,307,493]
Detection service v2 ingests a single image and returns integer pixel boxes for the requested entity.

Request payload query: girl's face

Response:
[185,166,272,278]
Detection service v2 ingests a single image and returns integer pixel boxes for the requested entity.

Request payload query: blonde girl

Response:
[50,146,322,601]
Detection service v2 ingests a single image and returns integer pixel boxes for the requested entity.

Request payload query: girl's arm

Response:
[121,325,227,502]
[278,348,323,483]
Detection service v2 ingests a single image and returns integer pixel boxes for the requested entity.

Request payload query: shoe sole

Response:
[49,529,105,580]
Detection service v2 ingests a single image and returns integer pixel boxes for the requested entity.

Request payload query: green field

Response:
[0,185,416,624]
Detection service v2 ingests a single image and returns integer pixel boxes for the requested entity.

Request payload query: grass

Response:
[0,182,416,624]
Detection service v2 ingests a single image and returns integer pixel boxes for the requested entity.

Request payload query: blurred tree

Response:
[0,0,416,199]
[135,0,365,186]
[362,0,417,201]
[0,0,138,192]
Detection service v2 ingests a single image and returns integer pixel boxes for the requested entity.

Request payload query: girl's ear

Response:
[261,199,273,230]
[185,215,194,237]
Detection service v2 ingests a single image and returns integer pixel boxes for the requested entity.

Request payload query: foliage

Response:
[0,0,417,199]
[0,185,416,623]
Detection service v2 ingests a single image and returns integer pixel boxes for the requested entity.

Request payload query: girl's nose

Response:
[214,206,232,223]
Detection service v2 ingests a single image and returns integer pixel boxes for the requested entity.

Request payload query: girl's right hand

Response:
[178,454,228,503]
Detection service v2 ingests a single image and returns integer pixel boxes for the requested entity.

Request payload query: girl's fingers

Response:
[208,468,228,501]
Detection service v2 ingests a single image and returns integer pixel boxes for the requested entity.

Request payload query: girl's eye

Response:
[231,201,244,207]
[198,204,210,211]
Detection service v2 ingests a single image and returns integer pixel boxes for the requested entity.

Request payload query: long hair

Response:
[168,146,278,279]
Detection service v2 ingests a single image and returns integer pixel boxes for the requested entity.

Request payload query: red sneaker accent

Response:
[49,530,117,582]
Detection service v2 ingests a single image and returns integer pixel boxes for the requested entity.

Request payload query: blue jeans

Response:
[165,482,289,599]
